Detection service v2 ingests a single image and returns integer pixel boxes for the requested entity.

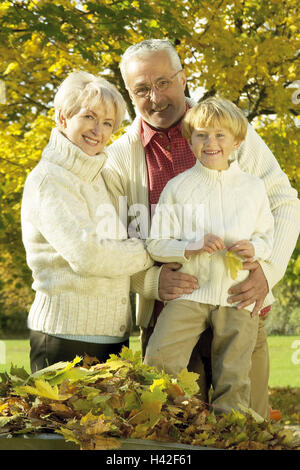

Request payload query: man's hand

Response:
[158,262,199,301]
[227,261,269,317]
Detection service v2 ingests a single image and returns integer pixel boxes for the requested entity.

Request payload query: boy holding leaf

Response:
[145,98,274,413]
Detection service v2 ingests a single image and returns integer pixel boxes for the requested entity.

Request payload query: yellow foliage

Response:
[0,0,299,305]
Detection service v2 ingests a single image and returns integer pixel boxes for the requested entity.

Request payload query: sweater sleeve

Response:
[37,174,153,278]
[103,135,162,301]
[249,181,274,261]
[146,187,190,263]
[238,124,300,289]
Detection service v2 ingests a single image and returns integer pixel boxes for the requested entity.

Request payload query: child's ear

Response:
[234,140,242,150]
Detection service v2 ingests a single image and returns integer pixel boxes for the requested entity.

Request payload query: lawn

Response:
[0,335,299,386]
[1,335,300,387]
[0,335,299,424]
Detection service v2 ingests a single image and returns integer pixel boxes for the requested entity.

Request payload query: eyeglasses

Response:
[130,70,183,98]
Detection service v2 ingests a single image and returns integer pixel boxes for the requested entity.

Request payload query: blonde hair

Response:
[54,71,126,133]
[182,97,248,142]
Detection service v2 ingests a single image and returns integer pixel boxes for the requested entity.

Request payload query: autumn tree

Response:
[0,0,299,328]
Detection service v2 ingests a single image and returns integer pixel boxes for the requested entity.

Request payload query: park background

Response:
[0,0,299,422]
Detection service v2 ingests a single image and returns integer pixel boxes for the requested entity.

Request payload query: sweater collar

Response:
[41,128,107,182]
[194,159,242,184]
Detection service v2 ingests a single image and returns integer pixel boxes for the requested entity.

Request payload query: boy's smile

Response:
[190,126,241,170]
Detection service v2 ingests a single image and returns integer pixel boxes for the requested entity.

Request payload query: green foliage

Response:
[0,347,300,450]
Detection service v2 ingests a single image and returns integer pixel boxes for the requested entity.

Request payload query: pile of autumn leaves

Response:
[0,348,299,450]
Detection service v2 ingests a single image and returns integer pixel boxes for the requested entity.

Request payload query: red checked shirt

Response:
[141,119,196,207]
[140,116,270,321]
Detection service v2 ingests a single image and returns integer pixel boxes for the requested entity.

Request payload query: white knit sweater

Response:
[103,109,300,327]
[146,160,275,312]
[21,128,153,337]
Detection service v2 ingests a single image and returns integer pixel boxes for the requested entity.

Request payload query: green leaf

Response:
[238,403,265,423]
[9,365,30,381]
[177,369,199,396]
[0,415,19,428]
[29,356,82,382]
[19,379,72,401]
[56,427,80,446]
[124,391,140,412]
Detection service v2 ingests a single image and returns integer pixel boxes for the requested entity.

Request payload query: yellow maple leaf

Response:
[21,379,71,401]
[225,251,243,280]
[177,369,199,396]
[150,378,167,392]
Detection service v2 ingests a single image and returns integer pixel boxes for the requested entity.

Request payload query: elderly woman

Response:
[21,71,153,372]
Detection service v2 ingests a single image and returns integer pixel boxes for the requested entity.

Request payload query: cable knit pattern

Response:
[21,128,153,336]
[103,108,300,327]
[147,160,275,312]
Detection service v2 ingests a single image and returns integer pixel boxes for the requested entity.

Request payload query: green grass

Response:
[0,335,299,388]
[0,336,141,375]
[267,335,300,388]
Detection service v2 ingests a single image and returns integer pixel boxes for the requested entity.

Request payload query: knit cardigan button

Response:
[121,298,127,304]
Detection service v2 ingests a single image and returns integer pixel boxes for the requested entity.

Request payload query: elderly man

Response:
[102,39,300,418]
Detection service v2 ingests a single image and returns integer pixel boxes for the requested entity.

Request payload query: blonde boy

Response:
[145,97,274,413]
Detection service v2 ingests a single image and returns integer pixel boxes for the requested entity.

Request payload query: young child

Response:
[21,71,153,371]
[144,97,274,413]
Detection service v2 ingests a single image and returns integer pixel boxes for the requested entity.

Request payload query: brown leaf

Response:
[82,355,100,369]
[193,409,210,426]
[49,402,77,419]
[167,383,185,400]
[93,436,121,450]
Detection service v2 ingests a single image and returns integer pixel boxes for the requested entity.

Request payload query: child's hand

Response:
[185,234,225,257]
[227,240,255,262]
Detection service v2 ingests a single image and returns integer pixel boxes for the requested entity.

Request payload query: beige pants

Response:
[144,300,259,413]
[249,318,270,418]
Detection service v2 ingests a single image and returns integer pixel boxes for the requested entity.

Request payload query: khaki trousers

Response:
[144,300,259,413]
[249,318,270,418]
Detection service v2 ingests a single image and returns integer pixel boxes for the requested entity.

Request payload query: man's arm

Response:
[229,125,300,313]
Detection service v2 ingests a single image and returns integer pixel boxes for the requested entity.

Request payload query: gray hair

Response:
[120,39,182,87]
[54,71,126,133]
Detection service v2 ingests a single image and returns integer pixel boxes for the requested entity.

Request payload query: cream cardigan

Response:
[21,128,153,337]
[103,108,300,328]
[146,160,275,312]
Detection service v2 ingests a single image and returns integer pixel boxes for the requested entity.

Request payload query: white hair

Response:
[54,71,126,133]
[120,39,182,87]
